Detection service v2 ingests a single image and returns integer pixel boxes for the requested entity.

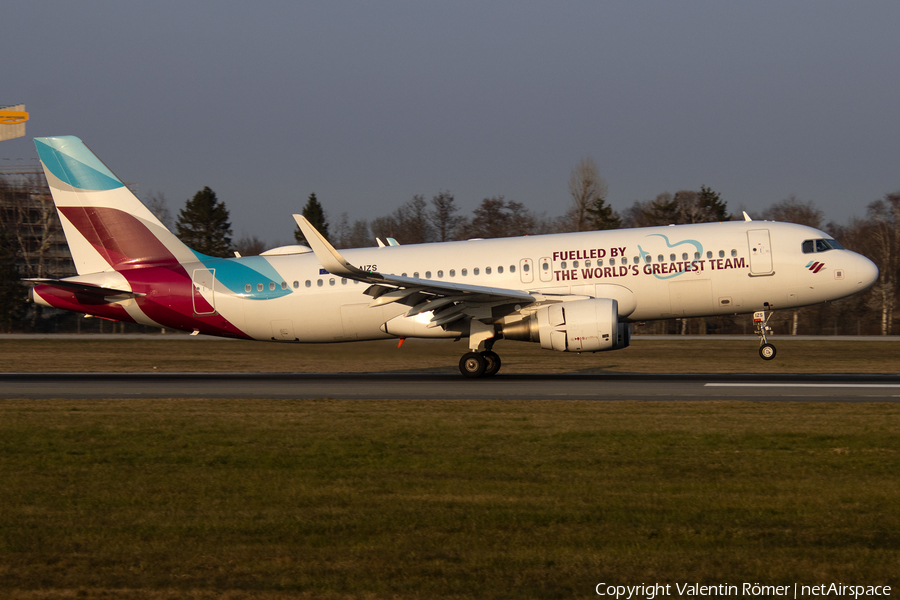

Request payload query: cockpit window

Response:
[802,238,844,254]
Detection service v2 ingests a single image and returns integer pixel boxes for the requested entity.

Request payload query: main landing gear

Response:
[754,309,776,360]
[459,321,502,378]
[459,351,502,378]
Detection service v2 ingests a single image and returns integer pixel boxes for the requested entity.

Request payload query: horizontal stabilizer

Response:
[25,278,144,299]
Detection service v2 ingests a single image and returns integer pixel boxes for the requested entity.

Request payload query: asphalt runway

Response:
[2,373,900,401]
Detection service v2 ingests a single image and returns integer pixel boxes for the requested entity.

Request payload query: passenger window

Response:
[329,278,335,286]
[719,250,725,258]
[560,261,566,269]
[462,268,468,276]
[610,258,616,265]
[694,252,700,260]
[634,256,640,264]
[572,261,578,269]
[486,266,492,274]
[293,281,299,289]
[437,270,443,277]
[522,263,529,272]
[706,251,713,259]
[245,284,251,293]
[731,249,737,257]
[584,260,590,267]
[644,255,651,264]
[341,278,347,285]
[658,255,664,262]
[498,266,504,274]
[257,283,263,292]
[474,267,480,275]
[269,282,276,291]
[413,272,419,278]
[281,281,287,290]
[305,280,311,288]
[425,271,431,278]
[510,265,516,273]
[681,253,688,261]
[669,254,675,261]
[317,279,323,287]
[450,269,456,277]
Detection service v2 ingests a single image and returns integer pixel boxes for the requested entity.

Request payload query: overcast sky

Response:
[3,1,898,244]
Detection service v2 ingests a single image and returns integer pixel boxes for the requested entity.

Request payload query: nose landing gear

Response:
[754,310,777,360]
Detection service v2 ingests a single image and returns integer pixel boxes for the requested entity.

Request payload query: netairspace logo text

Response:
[595,583,892,599]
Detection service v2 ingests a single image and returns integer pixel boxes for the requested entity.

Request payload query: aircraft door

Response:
[747,229,774,275]
[539,257,553,282]
[519,258,533,283]
[192,268,216,315]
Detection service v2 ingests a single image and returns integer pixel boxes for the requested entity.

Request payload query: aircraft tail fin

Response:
[34,136,196,274]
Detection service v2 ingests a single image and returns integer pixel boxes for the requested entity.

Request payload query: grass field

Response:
[2,335,900,373]
[1,337,898,598]
[1,399,898,599]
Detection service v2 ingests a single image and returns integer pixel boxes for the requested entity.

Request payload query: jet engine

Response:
[501,298,630,352]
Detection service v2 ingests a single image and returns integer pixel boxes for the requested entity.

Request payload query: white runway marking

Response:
[706,383,900,388]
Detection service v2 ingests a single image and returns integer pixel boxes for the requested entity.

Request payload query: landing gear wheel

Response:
[459,352,486,378]
[759,343,776,361]
[481,351,501,377]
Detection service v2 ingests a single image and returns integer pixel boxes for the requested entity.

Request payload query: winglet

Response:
[743,211,752,222]
[293,214,367,278]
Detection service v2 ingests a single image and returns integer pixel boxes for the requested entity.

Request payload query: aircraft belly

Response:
[340,303,402,340]
[668,279,713,317]
[240,291,398,342]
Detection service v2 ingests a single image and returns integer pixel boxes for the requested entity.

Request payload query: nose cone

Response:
[854,253,879,290]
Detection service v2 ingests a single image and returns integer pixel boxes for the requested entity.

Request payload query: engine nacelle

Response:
[501,298,630,352]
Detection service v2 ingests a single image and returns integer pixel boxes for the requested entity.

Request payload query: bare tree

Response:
[567,157,609,232]
[762,195,823,227]
[623,187,726,228]
[465,197,537,239]
[143,190,173,229]
[233,234,267,256]
[623,193,679,228]
[429,191,463,242]
[859,193,900,335]
[331,212,373,248]
[379,195,433,244]
[347,219,372,248]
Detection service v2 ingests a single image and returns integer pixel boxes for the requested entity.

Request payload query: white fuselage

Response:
[188,220,877,343]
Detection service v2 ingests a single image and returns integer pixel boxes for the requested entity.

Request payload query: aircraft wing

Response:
[294,215,534,328]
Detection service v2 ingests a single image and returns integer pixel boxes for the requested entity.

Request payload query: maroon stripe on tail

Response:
[59,206,179,269]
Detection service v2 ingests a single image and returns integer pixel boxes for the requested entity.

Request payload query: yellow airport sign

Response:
[0,104,28,141]
[0,110,29,125]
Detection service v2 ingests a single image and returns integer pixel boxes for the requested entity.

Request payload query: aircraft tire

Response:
[759,343,776,360]
[481,351,501,376]
[459,352,487,378]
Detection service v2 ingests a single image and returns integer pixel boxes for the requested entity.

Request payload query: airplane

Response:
[27,136,879,377]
